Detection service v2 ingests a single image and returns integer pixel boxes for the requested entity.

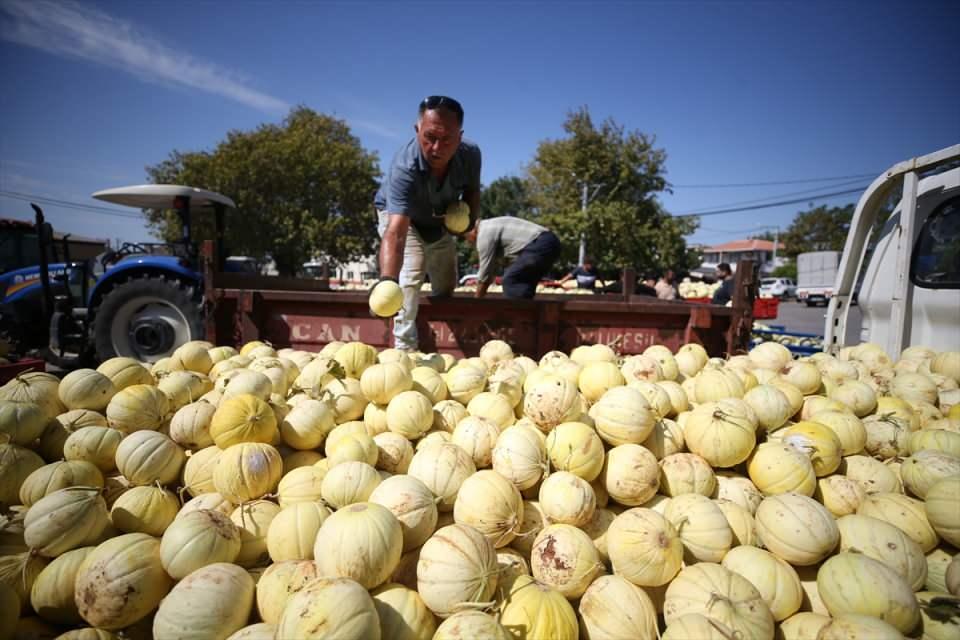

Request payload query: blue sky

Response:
[1,0,958,251]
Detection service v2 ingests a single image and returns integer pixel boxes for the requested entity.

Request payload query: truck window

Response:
[911,198,960,289]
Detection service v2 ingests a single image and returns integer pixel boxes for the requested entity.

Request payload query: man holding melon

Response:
[368,96,481,351]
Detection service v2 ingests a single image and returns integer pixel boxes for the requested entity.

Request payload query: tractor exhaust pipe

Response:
[31,204,55,330]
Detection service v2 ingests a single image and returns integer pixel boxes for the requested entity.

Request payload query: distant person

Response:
[655,269,678,300]
[596,270,657,296]
[372,95,480,351]
[558,256,599,290]
[463,217,561,299]
[711,262,735,304]
[637,273,658,297]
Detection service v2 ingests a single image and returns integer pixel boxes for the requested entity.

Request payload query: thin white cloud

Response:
[0,169,63,194]
[0,158,140,183]
[348,118,405,140]
[0,0,288,113]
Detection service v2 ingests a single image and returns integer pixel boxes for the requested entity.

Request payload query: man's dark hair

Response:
[419,96,464,125]
[717,262,732,275]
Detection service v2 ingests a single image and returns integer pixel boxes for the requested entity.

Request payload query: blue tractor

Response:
[0,185,238,367]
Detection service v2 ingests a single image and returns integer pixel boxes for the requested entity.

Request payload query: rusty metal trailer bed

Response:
[202,242,757,359]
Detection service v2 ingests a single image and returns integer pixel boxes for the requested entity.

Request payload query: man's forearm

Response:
[380,229,405,279]
[475,280,491,298]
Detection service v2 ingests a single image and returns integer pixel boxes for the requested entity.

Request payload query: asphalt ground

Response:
[764,298,862,344]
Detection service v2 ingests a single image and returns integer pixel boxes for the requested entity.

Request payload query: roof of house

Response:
[1,217,108,245]
[705,238,785,252]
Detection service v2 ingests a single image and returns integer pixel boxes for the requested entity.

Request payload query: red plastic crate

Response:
[0,358,47,385]
[684,296,778,319]
[753,297,780,319]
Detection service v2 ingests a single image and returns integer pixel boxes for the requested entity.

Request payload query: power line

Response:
[698,224,778,234]
[0,190,144,218]
[680,178,868,214]
[672,172,879,189]
[674,186,865,218]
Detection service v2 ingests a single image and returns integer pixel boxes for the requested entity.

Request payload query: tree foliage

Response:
[144,107,380,275]
[772,260,797,279]
[456,176,534,275]
[480,176,533,218]
[523,107,698,275]
[781,204,854,258]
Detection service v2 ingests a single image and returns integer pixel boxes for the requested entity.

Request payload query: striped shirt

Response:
[476,217,548,283]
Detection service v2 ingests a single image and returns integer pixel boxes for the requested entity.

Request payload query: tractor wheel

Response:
[93,276,204,363]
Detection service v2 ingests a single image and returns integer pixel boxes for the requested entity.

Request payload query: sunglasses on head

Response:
[419,95,464,122]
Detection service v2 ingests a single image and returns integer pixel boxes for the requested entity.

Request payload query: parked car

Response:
[759,277,796,299]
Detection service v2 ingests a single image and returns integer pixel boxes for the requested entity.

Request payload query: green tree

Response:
[455,176,535,275]
[144,106,380,276]
[781,204,854,258]
[772,260,797,279]
[750,230,777,242]
[524,107,698,275]
[480,176,533,218]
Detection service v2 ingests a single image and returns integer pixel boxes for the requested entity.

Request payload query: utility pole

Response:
[572,173,604,266]
[579,183,588,266]
[771,226,779,271]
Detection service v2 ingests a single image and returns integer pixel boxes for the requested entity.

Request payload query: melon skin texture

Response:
[370,582,437,640]
[433,611,509,640]
[74,533,173,630]
[313,501,403,590]
[836,513,928,591]
[30,546,94,625]
[663,562,775,640]
[416,524,499,618]
[276,577,381,640]
[255,560,320,625]
[577,574,658,640]
[816,551,921,633]
[159,508,242,580]
[23,487,109,557]
[152,562,255,640]
[754,492,839,566]
[529,523,603,599]
[720,545,803,621]
[370,280,404,318]
[606,507,683,587]
[499,575,578,640]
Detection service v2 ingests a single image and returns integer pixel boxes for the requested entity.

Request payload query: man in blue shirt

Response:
[711,262,735,304]
[373,96,481,351]
[558,256,599,290]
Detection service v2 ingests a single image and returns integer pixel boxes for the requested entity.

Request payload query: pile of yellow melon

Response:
[1,337,959,640]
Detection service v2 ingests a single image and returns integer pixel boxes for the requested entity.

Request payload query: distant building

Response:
[695,238,786,277]
[303,255,378,283]
[1,217,109,274]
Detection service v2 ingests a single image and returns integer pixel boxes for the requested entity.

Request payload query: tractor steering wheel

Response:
[100,242,152,269]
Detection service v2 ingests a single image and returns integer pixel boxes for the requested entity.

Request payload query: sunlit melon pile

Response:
[678,278,721,299]
[753,323,825,350]
[2,338,960,639]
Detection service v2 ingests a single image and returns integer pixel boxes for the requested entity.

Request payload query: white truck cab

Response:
[825,144,960,355]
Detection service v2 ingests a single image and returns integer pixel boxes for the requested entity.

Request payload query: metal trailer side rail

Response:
[201,242,758,358]
[824,144,960,356]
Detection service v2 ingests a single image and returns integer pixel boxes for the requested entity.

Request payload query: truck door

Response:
[856,171,960,350]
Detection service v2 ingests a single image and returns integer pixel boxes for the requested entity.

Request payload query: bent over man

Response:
[374,96,480,350]
[464,216,561,299]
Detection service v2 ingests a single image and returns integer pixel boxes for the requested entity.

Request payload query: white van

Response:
[825,144,960,354]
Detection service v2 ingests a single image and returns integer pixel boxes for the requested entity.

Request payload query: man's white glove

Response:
[369,277,403,318]
[444,201,471,234]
